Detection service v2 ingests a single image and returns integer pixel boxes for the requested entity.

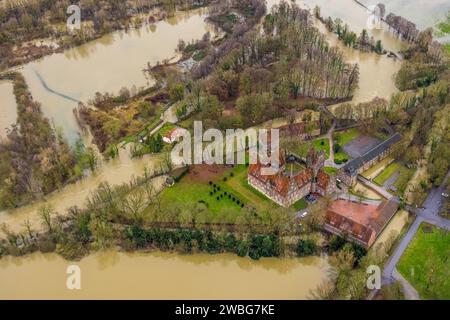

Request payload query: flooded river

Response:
[0,1,444,300]
[0,251,329,299]
[21,7,215,143]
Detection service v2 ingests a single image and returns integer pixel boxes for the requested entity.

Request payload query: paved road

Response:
[382,170,450,295]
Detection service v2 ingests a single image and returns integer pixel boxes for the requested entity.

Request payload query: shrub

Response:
[296,239,317,257]
[223,177,227,182]
[237,242,248,257]
[39,239,56,253]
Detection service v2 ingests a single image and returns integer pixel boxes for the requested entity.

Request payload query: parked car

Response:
[305,194,317,203]
[442,193,449,198]
[300,211,309,218]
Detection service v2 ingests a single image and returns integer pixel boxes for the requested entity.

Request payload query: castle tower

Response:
[307,147,325,177]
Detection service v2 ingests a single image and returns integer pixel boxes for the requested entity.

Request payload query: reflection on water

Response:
[21,8,214,143]
[0,251,330,300]
[0,80,17,138]
[359,0,450,30]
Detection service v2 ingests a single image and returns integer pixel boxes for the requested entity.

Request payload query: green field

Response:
[374,162,400,186]
[313,138,330,159]
[373,161,414,195]
[293,198,307,210]
[333,128,360,146]
[323,166,338,175]
[397,223,450,299]
[160,164,274,216]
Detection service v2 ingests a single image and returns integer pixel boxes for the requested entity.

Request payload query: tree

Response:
[375,40,383,54]
[169,83,185,102]
[296,239,317,257]
[39,204,55,235]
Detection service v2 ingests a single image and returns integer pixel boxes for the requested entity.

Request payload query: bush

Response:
[329,235,347,252]
[223,177,227,182]
[237,242,249,257]
[39,239,56,253]
[296,239,317,257]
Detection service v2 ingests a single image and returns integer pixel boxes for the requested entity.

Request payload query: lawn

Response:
[292,198,307,211]
[333,128,360,146]
[324,166,338,175]
[313,138,330,159]
[392,166,414,195]
[361,157,394,180]
[397,223,450,299]
[374,162,400,186]
[224,164,274,210]
[160,164,274,215]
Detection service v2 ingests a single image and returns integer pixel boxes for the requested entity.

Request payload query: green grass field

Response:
[397,223,450,299]
[333,128,360,146]
[313,138,330,159]
[324,166,338,175]
[160,164,274,215]
[293,198,307,210]
[374,162,400,186]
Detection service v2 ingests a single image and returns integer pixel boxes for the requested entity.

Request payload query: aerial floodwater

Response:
[0,80,17,138]
[0,251,329,299]
[0,0,448,300]
[20,7,216,144]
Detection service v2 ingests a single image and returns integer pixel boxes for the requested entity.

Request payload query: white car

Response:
[442,193,449,198]
[300,211,309,218]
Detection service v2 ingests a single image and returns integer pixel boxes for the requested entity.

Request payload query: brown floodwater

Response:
[0,145,166,234]
[21,7,215,143]
[0,80,17,138]
[0,251,329,300]
[0,1,438,300]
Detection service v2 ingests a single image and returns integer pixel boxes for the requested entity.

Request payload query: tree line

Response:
[0,72,97,209]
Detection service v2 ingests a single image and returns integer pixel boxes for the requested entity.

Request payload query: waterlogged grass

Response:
[397,223,450,299]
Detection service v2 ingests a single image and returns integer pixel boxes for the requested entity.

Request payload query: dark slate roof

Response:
[343,133,402,176]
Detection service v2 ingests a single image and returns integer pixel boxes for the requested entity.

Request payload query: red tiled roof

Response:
[316,170,330,190]
[325,199,399,247]
[249,162,313,197]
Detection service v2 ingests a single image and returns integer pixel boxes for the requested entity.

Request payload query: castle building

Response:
[248,148,337,207]
[338,133,402,186]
